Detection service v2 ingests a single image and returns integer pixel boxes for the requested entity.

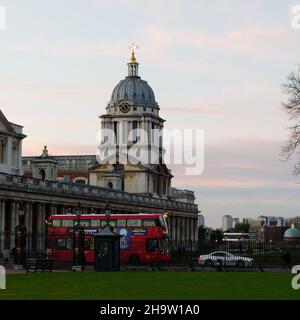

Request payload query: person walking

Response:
[3,248,10,265]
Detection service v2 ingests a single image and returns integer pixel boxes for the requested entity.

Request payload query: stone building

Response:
[0,110,25,176]
[23,51,196,205]
[0,52,199,251]
[89,51,173,198]
[23,149,94,184]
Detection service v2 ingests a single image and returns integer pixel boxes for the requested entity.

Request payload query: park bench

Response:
[25,258,53,273]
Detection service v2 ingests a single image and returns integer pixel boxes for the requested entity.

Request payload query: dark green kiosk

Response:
[93,205,121,271]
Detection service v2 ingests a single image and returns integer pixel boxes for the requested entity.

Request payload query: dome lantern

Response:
[108,45,158,109]
[127,43,139,77]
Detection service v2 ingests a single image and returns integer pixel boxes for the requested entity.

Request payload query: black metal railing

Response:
[0,232,299,270]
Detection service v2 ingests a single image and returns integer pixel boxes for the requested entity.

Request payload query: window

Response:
[143,107,146,112]
[91,219,100,227]
[107,182,113,189]
[12,141,18,168]
[52,220,61,227]
[133,107,137,111]
[212,252,226,257]
[55,238,72,250]
[84,238,94,250]
[80,220,90,227]
[132,121,138,143]
[117,219,126,227]
[143,219,156,227]
[141,93,145,100]
[0,138,5,163]
[147,239,158,252]
[74,179,86,185]
[127,219,142,227]
[100,220,116,227]
[39,169,46,180]
[62,220,74,227]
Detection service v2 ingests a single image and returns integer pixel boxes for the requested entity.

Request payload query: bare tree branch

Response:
[282,65,300,174]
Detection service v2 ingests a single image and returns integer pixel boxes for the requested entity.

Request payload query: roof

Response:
[22,155,96,161]
[284,225,300,238]
[108,60,158,108]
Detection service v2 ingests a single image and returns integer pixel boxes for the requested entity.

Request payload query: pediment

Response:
[0,110,14,134]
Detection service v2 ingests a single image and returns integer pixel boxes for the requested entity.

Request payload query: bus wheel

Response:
[129,255,140,265]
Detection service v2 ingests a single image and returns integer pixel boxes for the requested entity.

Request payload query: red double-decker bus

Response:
[47,213,170,264]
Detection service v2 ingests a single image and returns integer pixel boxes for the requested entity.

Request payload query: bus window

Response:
[56,238,72,249]
[91,219,100,227]
[127,219,142,227]
[109,220,116,227]
[147,239,159,252]
[84,238,95,250]
[52,220,61,227]
[117,219,126,227]
[80,220,90,227]
[143,219,156,227]
[100,220,116,227]
[62,220,74,227]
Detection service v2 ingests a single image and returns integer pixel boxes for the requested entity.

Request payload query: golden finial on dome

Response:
[129,43,139,63]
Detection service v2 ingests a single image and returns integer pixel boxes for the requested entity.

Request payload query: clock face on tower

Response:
[119,102,130,113]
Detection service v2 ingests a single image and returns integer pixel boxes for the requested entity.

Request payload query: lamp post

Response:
[75,203,82,226]
[72,202,84,271]
[14,202,27,269]
[103,203,112,229]
[18,202,25,225]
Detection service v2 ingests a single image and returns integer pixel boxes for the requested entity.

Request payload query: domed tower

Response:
[89,49,173,198]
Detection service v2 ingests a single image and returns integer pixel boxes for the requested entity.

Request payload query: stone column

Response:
[9,201,17,248]
[194,217,198,241]
[50,205,57,216]
[187,217,193,240]
[0,200,5,251]
[40,204,46,234]
[25,202,32,232]
[0,200,5,233]
[36,204,46,251]
[168,215,172,240]
[181,217,186,242]
[37,204,46,235]
[177,216,182,242]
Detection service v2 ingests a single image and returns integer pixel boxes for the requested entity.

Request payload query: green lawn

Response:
[0,272,299,300]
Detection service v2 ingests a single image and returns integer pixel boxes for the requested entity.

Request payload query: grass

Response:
[0,272,300,300]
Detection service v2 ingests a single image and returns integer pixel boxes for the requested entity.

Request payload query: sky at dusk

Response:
[0,0,300,227]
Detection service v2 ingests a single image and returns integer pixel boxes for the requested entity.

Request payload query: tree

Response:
[210,229,223,243]
[282,67,300,174]
[233,223,250,233]
[198,225,207,241]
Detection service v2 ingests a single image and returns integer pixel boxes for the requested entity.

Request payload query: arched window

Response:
[72,177,88,185]
[107,182,113,189]
[39,169,46,180]
[75,179,86,185]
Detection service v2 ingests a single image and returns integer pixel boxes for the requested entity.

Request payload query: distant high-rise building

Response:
[222,215,233,231]
[232,218,240,228]
[198,214,205,227]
